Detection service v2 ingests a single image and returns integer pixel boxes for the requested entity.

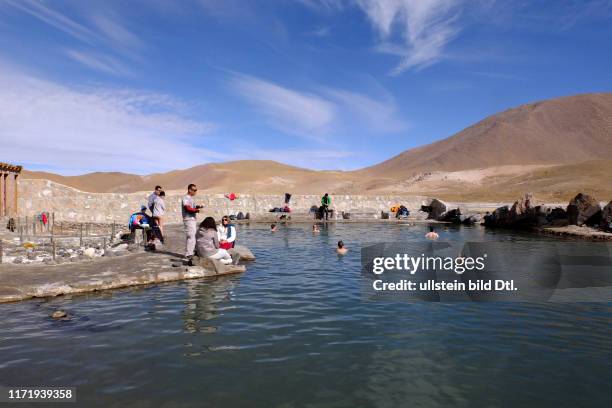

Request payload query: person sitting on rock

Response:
[336,240,348,255]
[217,216,236,250]
[425,226,439,240]
[196,217,239,265]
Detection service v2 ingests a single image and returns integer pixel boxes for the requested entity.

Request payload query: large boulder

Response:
[421,199,447,220]
[460,213,482,225]
[484,193,547,228]
[438,208,461,223]
[600,201,612,232]
[567,193,602,226]
[191,256,246,275]
[229,245,256,261]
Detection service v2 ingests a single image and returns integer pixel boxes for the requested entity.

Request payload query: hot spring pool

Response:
[1,223,610,407]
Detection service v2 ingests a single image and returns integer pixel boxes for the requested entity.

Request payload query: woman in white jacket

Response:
[217,216,236,250]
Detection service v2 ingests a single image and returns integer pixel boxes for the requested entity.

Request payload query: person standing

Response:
[321,193,331,220]
[152,191,166,243]
[182,184,202,259]
[148,185,162,213]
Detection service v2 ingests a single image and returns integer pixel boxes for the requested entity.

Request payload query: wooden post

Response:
[25,216,28,235]
[111,222,116,243]
[19,226,23,243]
[103,237,107,249]
[52,240,56,261]
[0,239,3,264]
[80,224,83,247]
[13,173,18,217]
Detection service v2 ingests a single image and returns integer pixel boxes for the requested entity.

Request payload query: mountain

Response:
[361,93,612,177]
[20,93,612,201]
[23,161,364,195]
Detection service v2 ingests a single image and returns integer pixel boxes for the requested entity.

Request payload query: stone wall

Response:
[18,179,434,223]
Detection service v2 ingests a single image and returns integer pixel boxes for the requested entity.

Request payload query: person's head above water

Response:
[200,217,216,230]
[271,223,277,230]
[429,226,435,232]
[337,240,344,248]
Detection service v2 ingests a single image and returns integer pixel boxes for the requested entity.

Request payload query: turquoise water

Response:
[1,223,611,407]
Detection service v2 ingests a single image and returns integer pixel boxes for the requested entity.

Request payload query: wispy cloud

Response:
[2,0,143,76]
[230,73,408,141]
[3,0,98,43]
[0,63,221,174]
[323,87,408,133]
[64,49,133,76]
[230,74,337,140]
[355,0,462,73]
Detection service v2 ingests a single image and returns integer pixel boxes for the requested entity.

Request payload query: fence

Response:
[1,214,133,264]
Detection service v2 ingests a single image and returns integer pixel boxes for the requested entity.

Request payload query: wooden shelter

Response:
[0,162,22,217]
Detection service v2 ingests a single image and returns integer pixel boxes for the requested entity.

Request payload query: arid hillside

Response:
[21,93,612,202]
[361,93,612,176]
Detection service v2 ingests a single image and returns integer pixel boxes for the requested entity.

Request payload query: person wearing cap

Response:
[182,184,202,258]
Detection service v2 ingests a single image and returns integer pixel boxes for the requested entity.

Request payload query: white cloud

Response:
[0,64,223,175]
[355,0,462,73]
[231,73,407,140]
[323,87,408,133]
[64,49,133,76]
[230,74,337,141]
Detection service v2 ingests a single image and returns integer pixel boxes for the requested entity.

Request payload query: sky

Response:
[1,0,611,175]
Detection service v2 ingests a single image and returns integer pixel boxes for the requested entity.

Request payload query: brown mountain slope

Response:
[23,161,363,194]
[361,93,612,177]
[19,93,612,200]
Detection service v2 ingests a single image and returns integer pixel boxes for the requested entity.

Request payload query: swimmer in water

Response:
[425,226,439,240]
[336,240,348,255]
[271,223,277,232]
[312,224,320,233]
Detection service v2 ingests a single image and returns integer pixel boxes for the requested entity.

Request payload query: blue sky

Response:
[1,0,611,175]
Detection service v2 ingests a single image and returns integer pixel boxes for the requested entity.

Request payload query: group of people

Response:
[182,184,239,265]
[134,185,440,263]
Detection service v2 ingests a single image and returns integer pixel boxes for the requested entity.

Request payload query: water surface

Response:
[1,223,610,407]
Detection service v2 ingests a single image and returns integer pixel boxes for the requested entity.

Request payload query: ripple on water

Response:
[0,223,611,407]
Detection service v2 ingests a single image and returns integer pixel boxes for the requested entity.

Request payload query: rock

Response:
[421,199,447,220]
[438,208,461,223]
[51,310,67,319]
[83,248,96,258]
[113,243,128,251]
[26,252,37,260]
[547,207,567,221]
[567,193,602,226]
[13,257,23,264]
[192,255,247,275]
[380,211,389,219]
[103,249,115,257]
[171,262,183,268]
[485,193,549,228]
[229,245,256,261]
[460,213,482,225]
[44,259,57,265]
[600,201,612,232]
